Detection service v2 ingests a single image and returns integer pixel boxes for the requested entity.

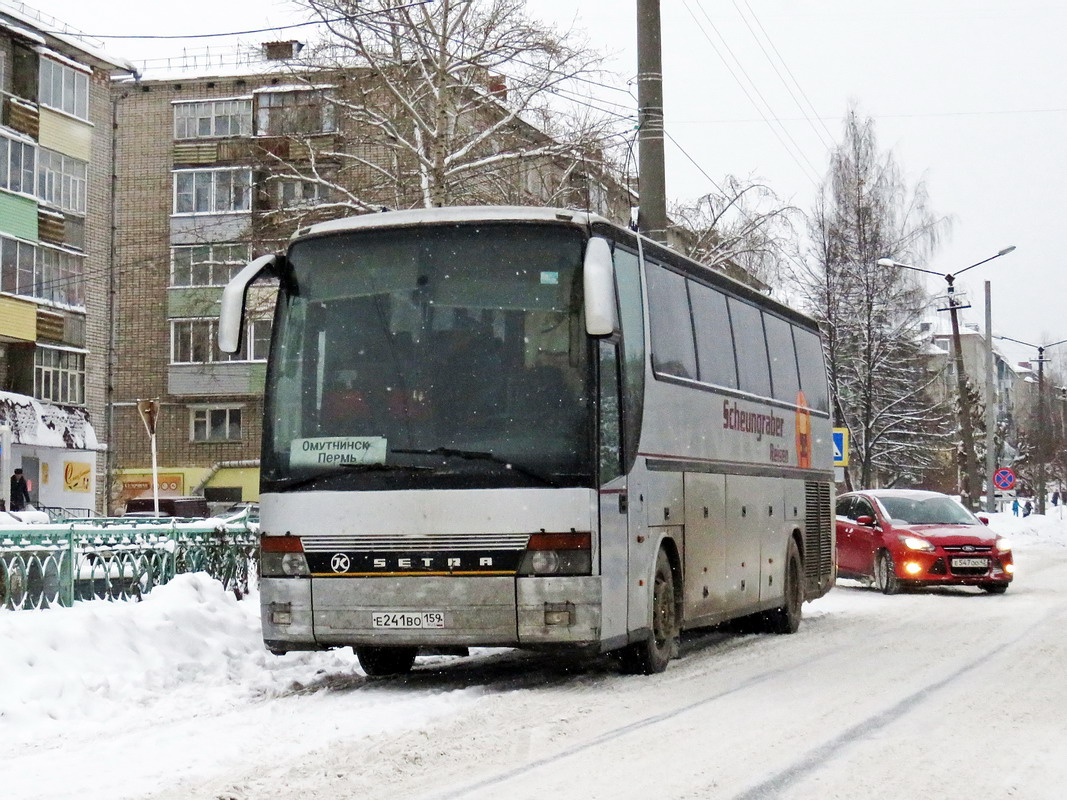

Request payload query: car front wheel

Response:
[874,550,900,595]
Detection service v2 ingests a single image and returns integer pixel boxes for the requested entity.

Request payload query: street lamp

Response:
[996,335,1067,515]
[877,246,1016,509]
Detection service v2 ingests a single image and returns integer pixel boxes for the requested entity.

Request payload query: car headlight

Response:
[901,535,935,552]
[996,537,1012,553]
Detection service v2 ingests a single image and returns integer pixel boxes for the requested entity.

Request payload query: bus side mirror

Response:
[583,237,616,336]
[219,254,281,353]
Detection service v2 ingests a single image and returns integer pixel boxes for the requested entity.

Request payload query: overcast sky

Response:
[20,0,1067,353]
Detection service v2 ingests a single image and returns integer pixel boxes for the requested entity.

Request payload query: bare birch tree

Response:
[802,103,953,488]
[260,0,624,222]
[669,175,799,291]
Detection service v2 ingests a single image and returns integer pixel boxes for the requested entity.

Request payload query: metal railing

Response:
[0,515,258,610]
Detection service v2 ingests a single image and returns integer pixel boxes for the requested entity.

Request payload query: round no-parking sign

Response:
[993,468,1016,491]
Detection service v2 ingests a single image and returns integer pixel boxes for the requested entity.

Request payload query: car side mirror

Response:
[977,515,989,525]
[855,515,876,526]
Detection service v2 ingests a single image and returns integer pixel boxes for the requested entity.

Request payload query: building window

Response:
[255,89,335,136]
[273,177,329,208]
[35,347,86,405]
[171,318,270,363]
[171,243,250,287]
[191,406,243,442]
[173,168,252,214]
[39,58,89,121]
[37,149,87,214]
[0,133,36,195]
[174,99,252,140]
[0,234,36,298]
[37,245,85,307]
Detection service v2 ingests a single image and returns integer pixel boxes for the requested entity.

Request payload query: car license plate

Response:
[951,557,989,569]
[371,611,445,629]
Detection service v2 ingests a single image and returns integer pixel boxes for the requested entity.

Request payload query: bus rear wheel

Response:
[355,646,417,677]
[762,538,803,634]
[620,548,678,675]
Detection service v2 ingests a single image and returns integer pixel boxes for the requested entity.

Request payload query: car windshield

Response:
[877,495,978,525]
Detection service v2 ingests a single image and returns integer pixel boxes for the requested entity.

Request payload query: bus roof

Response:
[293,206,607,239]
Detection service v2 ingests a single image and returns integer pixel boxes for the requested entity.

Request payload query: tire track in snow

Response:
[730,600,1067,800]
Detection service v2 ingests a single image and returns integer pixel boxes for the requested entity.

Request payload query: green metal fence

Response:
[0,516,259,610]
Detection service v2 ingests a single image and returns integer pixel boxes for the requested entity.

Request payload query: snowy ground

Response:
[3,511,1066,799]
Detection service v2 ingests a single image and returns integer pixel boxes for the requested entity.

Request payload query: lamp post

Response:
[995,335,1067,515]
[877,246,1016,510]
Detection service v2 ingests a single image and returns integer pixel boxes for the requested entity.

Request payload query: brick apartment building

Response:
[108,42,633,513]
[0,3,134,513]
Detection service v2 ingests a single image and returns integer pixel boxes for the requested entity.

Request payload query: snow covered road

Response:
[5,513,1066,800]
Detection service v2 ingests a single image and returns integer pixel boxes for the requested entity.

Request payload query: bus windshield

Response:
[262,222,593,491]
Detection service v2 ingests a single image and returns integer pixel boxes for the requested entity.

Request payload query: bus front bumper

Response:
[260,575,604,651]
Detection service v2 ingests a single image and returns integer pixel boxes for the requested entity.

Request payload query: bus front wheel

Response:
[356,646,417,677]
[620,548,679,675]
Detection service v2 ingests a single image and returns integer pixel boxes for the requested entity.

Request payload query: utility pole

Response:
[996,334,1067,515]
[984,281,996,513]
[636,0,667,243]
[1037,351,1047,515]
[946,275,980,510]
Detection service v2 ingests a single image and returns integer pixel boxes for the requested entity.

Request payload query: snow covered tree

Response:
[801,104,952,489]
[256,0,625,223]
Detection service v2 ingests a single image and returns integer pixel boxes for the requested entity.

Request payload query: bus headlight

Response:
[261,535,309,577]
[517,531,592,576]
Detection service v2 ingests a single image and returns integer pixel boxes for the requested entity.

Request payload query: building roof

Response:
[0,390,101,451]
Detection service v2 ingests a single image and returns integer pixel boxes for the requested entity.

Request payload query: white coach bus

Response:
[219,206,835,676]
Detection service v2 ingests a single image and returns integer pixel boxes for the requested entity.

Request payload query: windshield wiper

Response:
[391,447,562,487]
[270,462,432,492]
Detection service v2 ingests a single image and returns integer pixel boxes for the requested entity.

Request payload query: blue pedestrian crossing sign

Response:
[832,428,849,466]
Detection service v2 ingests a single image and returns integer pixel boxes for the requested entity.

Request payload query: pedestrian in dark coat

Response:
[9,468,30,511]
[1023,499,1033,517]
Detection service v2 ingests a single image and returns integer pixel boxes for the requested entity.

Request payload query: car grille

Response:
[942,544,992,553]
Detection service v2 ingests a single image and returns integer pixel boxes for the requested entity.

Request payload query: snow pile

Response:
[0,574,362,744]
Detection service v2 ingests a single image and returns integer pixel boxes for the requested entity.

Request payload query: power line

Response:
[684,0,823,187]
[45,1,436,41]
[734,0,837,150]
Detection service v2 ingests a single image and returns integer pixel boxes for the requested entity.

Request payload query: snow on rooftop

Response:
[0,389,100,451]
[0,16,44,44]
[0,2,137,74]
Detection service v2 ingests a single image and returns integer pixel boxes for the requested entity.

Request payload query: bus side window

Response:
[728,297,772,398]
[690,281,738,389]
[645,262,697,379]
[793,326,830,413]
[598,339,622,484]
[764,312,801,403]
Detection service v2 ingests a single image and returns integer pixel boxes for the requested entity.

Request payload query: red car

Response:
[835,489,1014,594]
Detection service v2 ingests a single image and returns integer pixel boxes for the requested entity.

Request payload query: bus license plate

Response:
[372,611,446,629]
[951,557,989,569]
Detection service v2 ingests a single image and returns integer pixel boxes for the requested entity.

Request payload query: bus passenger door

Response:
[597,339,629,642]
